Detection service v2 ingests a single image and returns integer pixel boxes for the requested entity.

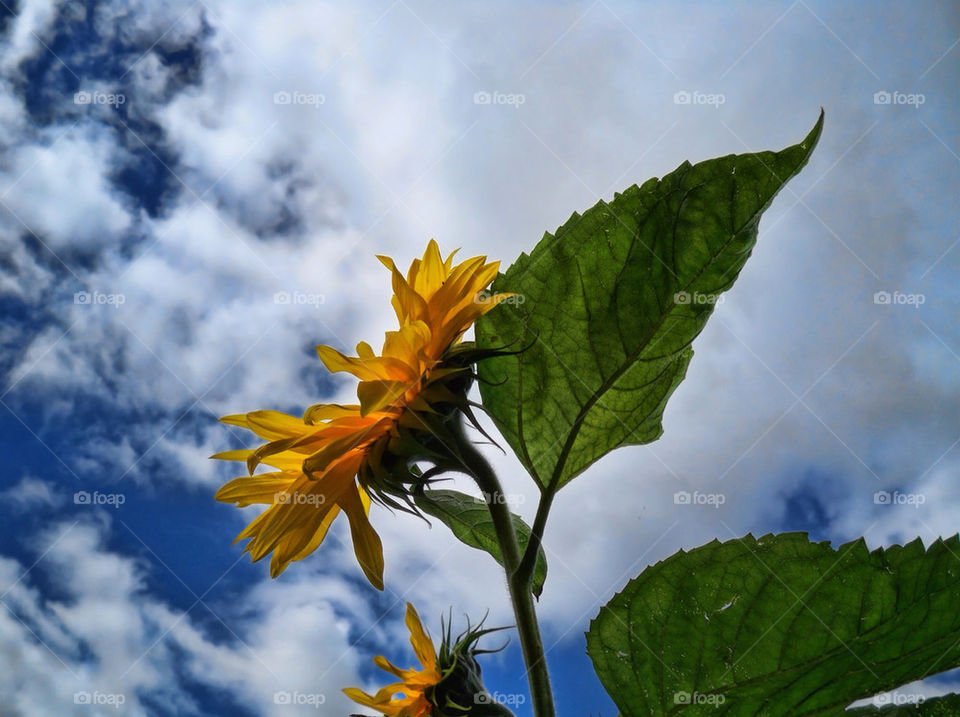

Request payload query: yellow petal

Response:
[288,504,341,562]
[251,465,354,567]
[414,238,445,298]
[342,485,384,590]
[343,686,407,717]
[220,410,310,442]
[381,320,432,369]
[443,247,458,273]
[316,344,414,382]
[210,449,253,462]
[214,473,297,506]
[301,425,382,475]
[426,255,486,317]
[379,254,429,323]
[405,603,437,671]
[358,379,412,417]
[373,654,414,681]
[302,403,360,424]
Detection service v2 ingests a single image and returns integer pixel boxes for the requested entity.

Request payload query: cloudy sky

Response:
[0,1,957,715]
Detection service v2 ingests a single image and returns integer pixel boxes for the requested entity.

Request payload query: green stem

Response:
[515,489,554,589]
[453,424,556,717]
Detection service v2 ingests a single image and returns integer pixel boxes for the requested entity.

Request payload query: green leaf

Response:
[476,113,823,490]
[414,489,547,597]
[586,532,960,716]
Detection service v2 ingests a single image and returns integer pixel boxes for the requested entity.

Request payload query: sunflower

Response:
[344,603,442,717]
[213,240,513,588]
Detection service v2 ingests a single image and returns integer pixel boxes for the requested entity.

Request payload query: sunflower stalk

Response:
[451,419,556,717]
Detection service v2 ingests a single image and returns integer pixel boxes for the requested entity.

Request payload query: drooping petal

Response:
[288,503,341,562]
[342,685,407,717]
[341,484,384,590]
[373,654,416,681]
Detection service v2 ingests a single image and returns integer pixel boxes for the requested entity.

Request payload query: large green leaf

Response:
[414,489,548,597]
[586,532,960,716]
[476,113,823,490]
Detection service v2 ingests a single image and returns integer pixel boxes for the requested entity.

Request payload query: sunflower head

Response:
[344,603,512,717]
[354,340,517,514]
[306,240,518,514]
[213,240,515,589]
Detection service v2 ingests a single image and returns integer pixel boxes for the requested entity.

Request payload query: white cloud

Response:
[0,475,64,509]
[0,0,59,73]
[2,126,134,251]
[0,516,376,716]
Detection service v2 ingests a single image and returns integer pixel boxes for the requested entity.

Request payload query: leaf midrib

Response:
[535,163,777,492]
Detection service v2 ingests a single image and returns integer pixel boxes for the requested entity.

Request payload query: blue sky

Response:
[0,1,958,715]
